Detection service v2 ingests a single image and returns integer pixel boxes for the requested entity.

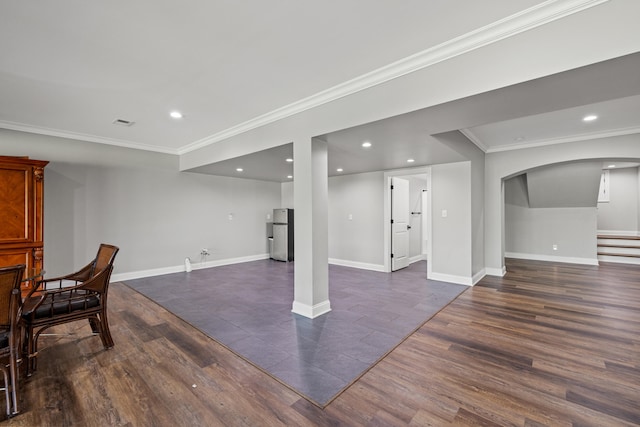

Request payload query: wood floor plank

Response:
[4,259,640,426]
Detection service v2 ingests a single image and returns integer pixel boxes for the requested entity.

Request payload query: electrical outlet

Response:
[552,244,558,251]
[201,248,210,256]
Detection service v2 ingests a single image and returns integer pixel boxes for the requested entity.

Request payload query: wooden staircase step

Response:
[597,252,640,258]
[597,243,640,249]
[597,235,640,240]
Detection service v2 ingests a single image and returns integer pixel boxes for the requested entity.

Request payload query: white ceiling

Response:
[2,1,640,182]
[466,94,640,152]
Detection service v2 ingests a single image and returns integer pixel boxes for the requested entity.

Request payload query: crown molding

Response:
[485,126,640,153]
[460,129,489,152]
[0,120,179,155]
[179,0,610,155]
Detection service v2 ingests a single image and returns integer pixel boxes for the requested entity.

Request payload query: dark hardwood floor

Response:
[4,259,639,426]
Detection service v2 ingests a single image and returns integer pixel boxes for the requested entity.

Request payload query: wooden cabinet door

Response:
[0,163,31,243]
[0,156,48,275]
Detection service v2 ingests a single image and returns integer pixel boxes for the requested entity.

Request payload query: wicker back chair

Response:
[22,244,119,376]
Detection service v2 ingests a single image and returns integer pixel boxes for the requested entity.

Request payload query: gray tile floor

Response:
[124,260,465,406]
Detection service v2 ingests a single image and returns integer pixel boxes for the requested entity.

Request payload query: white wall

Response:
[505,175,598,264]
[597,167,639,234]
[1,130,281,278]
[328,172,384,268]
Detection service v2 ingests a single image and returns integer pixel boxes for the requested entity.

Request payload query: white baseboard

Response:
[597,230,640,237]
[409,254,428,264]
[291,300,331,319]
[505,252,599,266]
[485,266,507,277]
[472,268,486,285]
[195,253,270,270]
[328,258,386,272]
[427,271,473,286]
[111,265,185,282]
[111,253,270,283]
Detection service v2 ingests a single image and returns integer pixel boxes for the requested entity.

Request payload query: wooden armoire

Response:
[0,156,48,283]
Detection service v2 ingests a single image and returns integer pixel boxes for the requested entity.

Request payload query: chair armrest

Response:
[41,261,95,284]
[25,260,97,298]
[74,267,112,295]
[23,278,79,301]
[35,265,110,296]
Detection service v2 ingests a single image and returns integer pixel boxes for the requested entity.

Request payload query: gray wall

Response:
[433,131,485,278]
[505,176,598,263]
[527,161,601,208]
[286,171,392,269]
[407,175,428,261]
[597,167,639,234]
[285,171,426,269]
[1,130,281,278]
[430,161,472,280]
[485,134,640,274]
[328,172,385,267]
[281,181,294,209]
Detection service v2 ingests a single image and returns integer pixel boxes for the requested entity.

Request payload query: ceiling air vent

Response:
[112,118,135,126]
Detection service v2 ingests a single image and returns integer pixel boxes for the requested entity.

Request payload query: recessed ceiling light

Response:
[287,175,293,179]
[336,168,343,172]
[407,159,415,163]
[361,142,372,148]
[170,111,183,119]
[608,164,616,168]
[236,168,243,172]
[286,158,293,162]
[583,114,598,122]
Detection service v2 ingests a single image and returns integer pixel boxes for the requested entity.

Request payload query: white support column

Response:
[292,136,331,319]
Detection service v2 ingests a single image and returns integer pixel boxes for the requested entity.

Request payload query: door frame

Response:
[383,166,432,275]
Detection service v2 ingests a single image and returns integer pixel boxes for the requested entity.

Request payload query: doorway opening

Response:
[383,167,431,275]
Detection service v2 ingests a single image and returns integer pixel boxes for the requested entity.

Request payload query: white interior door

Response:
[391,177,410,271]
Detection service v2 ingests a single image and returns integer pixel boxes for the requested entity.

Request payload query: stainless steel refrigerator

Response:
[272,208,294,261]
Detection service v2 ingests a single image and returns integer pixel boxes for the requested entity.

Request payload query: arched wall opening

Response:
[484,133,640,275]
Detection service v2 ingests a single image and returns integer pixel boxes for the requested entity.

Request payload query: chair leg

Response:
[1,368,9,418]
[98,313,114,349]
[24,329,31,377]
[88,318,100,334]
[25,328,38,377]
[9,354,18,415]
